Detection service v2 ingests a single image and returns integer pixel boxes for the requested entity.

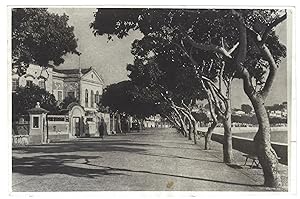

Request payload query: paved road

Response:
[12,128,279,191]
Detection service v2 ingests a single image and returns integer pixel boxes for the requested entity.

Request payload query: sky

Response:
[48,8,288,108]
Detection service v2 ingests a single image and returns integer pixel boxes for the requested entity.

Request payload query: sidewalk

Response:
[191,131,288,191]
[12,128,288,191]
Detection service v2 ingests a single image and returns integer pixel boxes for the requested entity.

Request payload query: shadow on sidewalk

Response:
[83,162,264,188]
[135,152,224,164]
[12,140,153,154]
[12,155,128,179]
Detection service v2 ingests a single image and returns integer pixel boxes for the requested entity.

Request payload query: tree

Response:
[230,10,286,188]
[192,112,210,124]
[241,104,253,114]
[91,8,238,161]
[101,81,158,119]
[91,8,287,187]
[12,8,79,76]
[102,81,161,133]
[12,84,59,120]
[127,36,207,142]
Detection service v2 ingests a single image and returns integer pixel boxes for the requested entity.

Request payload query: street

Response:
[12,128,285,191]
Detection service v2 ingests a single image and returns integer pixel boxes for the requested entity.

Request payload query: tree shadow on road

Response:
[12,154,128,179]
[83,163,264,189]
[12,139,152,155]
[135,152,224,164]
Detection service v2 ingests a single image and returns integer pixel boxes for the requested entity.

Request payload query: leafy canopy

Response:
[91,9,286,87]
[12,8,80,75]
[12,84,60,120]
[101,81,159,118]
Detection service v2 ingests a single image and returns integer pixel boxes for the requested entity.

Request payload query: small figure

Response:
[99,118,106,139]
[84,120,90,137]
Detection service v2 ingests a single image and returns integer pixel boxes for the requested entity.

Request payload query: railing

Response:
[12,135,29,147]
[47,115,69,122]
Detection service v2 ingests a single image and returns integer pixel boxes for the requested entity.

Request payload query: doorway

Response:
[72,117,80,137]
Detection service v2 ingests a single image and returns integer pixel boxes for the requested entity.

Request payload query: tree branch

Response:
[205,87,218,123]
[164,113,181,128]
[202,76,228,102]
[260,44,278,99]
[206,82,225,116]
[228,42,240,55]
[173,40,199,66]
[183,33,233,58]
[232,9,256,98]
[261,12,287,44]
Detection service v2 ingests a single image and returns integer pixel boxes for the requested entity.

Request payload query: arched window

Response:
[96,91,99,104]
[91,90,94,108]
[85,89,88,107]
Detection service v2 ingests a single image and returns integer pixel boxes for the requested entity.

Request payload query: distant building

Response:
[12,64,105,113]
[233,110,246,116]
[269,110,287,118]
[143,114,169,128]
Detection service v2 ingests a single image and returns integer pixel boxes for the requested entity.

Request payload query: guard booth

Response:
[27,102,49,144]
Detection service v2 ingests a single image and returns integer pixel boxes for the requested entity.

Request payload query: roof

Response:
[53,67,92,75]
[27,102,49,114]
[28,107,49,114]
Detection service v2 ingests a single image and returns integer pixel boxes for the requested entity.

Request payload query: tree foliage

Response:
[12,84,59,120]
[91,9,286,127]
[91,9,286,85]
[101,81,159,118]
[12,8,80,75]
[241,104,253,114]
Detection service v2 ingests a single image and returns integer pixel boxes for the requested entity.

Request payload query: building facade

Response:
[12,64,109,142]
[12,64,105,113]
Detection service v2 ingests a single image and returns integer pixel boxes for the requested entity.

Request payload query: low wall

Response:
[12,135,29,147]
[211,133,288,165]
[198,126,287,134]
[28,134,42,145]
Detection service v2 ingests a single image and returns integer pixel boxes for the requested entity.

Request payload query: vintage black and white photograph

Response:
[10,7,292,192]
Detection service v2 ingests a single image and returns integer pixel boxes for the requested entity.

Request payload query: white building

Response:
[12,64,105,113]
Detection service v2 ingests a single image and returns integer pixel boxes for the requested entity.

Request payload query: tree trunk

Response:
[172,107,188,136]
[222,116,233,163]
[233,9,284,188]
[178,113,188,136]
[192,119,197,144]
[180,115,188,137]
[204,121,217,150]
[251,96,282,188]
[187,117,192,140]
[165,114,180,130]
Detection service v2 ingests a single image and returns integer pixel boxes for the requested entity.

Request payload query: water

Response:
[233,131,288,144]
